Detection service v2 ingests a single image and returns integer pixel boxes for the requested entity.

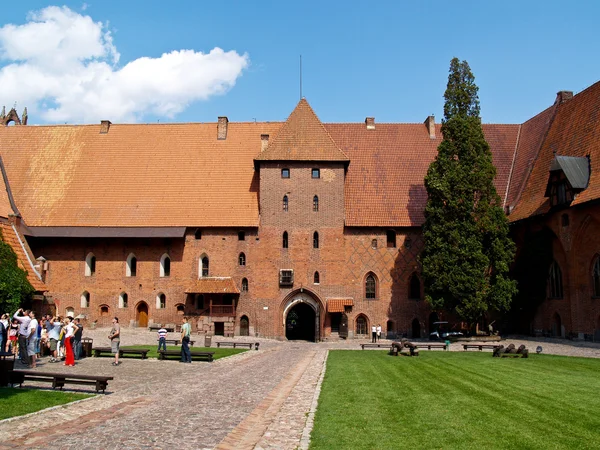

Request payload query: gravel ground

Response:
[0,328,598,449]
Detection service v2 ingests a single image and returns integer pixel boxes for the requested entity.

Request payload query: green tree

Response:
[0,229,34,313]
[421,58,517,325]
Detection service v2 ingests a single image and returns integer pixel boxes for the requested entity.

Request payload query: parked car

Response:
[429,321,464,340]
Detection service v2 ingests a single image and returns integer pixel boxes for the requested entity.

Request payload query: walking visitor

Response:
[180,317,191,363]
[109,317,120,366]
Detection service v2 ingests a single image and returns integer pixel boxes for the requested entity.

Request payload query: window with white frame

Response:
[81,291,90,308]
[119,292,128,309]
[201,256,209,277]
[279,269,294,286]
[126,253,137,277]
[160,254,171,277]
[156,293,166,309]
[85,253,96,276]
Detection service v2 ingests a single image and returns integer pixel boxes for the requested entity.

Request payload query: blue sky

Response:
[1,1,598,125]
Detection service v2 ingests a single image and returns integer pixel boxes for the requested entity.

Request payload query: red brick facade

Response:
[2,86,600,340]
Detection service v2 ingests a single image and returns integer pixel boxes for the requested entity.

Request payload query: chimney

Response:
[100,120,111,134]
[365,117,375,130]
[261,134,269,152]
[217,116,228,140]
[424,115,435,139]
[555,91,573,105]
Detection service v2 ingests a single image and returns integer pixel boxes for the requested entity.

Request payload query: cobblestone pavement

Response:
[0,329,598,450]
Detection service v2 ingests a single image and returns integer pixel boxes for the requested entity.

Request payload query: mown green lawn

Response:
[120,345,246,360]
[310,350,600,449]
[0,388,91,420]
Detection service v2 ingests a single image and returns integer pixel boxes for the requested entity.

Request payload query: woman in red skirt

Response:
[63,317,79,366]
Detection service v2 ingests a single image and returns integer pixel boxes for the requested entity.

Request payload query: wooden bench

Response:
[157,339,196,346]
[93,347,149,359]
[415,343,447,350]
[361,343,393,350]
[158,350,214,362]
[9,370,113,393]
[463,344,500,351]
[216,342,259,350]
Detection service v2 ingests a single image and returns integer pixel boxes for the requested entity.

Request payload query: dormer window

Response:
[544,155,590,207]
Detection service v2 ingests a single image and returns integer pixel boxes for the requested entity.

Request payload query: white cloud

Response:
[0,6,249,123]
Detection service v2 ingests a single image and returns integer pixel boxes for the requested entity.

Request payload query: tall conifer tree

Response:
[421,58,517,325]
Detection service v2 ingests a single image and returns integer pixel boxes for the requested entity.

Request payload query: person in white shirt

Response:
[376,324,382,342]
[62,317,79,366]
[13,309,31,365]
[371,325,377,343]
[26,312,39,368]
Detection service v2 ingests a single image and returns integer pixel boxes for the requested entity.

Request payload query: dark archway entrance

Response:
[552,313,562,337]
[286,302,316,341]
[240,315,249,336]
[136,302,149,328]
[412,318,421,339]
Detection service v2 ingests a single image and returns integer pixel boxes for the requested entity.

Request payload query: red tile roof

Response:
[326,123,520,227]
[256,99,349,163]
[0,122,283,227]
[510,82,600,221]
[0,159,15,219]
[0,221,46,291]
[505,105,556,210]
[326,298,353,312]
[185,277,240,294]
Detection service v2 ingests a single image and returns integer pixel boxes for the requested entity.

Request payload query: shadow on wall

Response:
[388,184,431,339]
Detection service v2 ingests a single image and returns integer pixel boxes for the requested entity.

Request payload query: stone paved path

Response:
[1,331,598,449]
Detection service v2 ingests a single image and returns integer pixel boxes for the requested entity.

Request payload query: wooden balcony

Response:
[210,304,235,316]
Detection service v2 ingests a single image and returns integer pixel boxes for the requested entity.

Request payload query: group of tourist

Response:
[371,324,382,343]
[0,309,84,368]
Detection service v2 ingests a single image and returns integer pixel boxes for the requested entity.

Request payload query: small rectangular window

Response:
[238,231,245,241]
[279,269,294,286]
[282,168,290,178]
[312,168,320,179]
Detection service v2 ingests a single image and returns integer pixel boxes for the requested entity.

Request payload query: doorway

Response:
[136,302,149,328]
[411,318,421,339]
[330,313,342,332]
[286,302,316,341]
[552,313,562,337]
[214,322,225,336]
[429,312,439,334]
[240,316,249,336]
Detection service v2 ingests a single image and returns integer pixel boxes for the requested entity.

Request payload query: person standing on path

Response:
[0,314,7,355]
[157,326,167,352]
[180,317,191,363]
[26,312,39,368]
[72,318,83,360]
[109,317,120,366]
[13,309,31,365]
[371,324,377,343]
[62,317,78,366]
[376,324,382,342]
[47,316,62,362]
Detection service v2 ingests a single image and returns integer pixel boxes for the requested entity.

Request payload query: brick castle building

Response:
[0,83,599,341]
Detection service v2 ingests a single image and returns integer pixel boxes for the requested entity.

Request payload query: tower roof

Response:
[255,98,349,163]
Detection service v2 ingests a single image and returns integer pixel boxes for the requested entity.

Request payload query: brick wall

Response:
[26,161,441,340]
[513,204,600,337]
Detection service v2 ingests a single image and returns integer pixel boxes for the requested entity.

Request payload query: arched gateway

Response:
[282,291,322,342]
